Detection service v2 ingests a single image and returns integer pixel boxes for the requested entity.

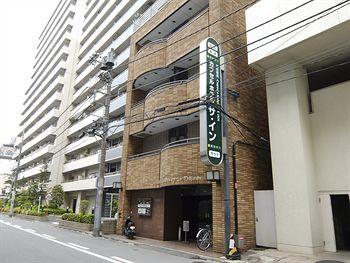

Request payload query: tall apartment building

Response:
[118,0,272,253]
[61,0,158,215]
[16,0,161,216]
[16,0,84,188]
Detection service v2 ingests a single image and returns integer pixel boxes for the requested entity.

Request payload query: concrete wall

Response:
[245,0,350,66]
[266,65,350,254]
[310,81,350,192]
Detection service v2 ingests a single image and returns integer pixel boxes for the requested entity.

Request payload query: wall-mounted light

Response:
[206,170,220,181]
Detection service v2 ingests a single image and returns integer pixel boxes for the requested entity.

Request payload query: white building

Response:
[16,0,163,216]
[246,0,350,254]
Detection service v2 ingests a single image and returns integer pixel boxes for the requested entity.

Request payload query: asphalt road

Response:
[0,214,216,263]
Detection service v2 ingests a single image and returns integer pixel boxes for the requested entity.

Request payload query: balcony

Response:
[133,7,208,79]
[77,23,132,73]
[23,108,60,141]
[79,0,132,58]
[75,46,130,90]
[21,92,62,130]
[110,93,126,116]
[22,75,64,117]
[81,0,115,44]
[72,75,102,104]
[130,76,199,135]
[133,0,168,32]
[72,68,127,105]
[34,27,72,74]
[18,164,50,180]
[21,126,56,154]
[79,0,146,60]
[63,145,122,173]
[126,138,209,190]
[65,119,124,154]
[63,152,99,173]
[36,0,74,55]
[25,61,67,106]
[67,107,103,137]
[84,0,99,21]
[35,11,74,66]
[62,172,120,192]
[106,145,122,162]
[20,144,54,167]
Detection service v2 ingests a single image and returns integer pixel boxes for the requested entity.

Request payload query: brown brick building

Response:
[117,0,272,253]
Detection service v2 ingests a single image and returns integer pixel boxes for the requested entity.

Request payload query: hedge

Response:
[43,208,69,215]
[61,213,94,224]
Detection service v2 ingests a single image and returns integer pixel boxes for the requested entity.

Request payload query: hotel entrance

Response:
[164,185,212,241]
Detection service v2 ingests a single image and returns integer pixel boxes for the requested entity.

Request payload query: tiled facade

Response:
[118,0,272,253]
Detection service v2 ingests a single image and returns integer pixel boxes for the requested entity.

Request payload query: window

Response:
[168,125,187,143]
[106,162,121,173]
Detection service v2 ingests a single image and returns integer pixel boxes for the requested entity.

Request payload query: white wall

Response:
[310,81,350,192]
[246,0,350,66]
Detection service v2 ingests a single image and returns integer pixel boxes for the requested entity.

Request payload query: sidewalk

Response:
[102,234,229,262]
[101,234,350,263]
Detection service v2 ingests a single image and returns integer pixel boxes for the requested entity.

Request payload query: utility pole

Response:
[9,131,24,217]
[89,51,114,237]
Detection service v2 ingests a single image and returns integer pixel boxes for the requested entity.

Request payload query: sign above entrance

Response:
[199,37,223,166]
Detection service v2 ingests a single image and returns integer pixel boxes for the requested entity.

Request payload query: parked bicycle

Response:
[196,225,212,251]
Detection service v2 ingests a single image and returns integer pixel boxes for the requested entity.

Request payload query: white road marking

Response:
[0,221,131,263]
[26,229,36,232]
[12,224,21,228]
[52,222,59,225]
[111,256,135,263]
[68,243,89,250]
[42,234,56,239]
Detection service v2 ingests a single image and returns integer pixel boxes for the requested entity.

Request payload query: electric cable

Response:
[18,1,349,169]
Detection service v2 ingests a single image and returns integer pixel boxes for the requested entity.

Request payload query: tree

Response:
[79,200,90,215]
[26,165,50,206]
[50,185,64,208]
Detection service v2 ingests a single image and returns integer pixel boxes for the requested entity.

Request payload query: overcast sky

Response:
[0,0,58,147]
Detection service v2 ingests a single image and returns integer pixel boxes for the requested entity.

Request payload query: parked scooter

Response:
[124,216,136,239]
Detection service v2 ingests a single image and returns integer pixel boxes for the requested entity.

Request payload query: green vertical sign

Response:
[199,37,223,166]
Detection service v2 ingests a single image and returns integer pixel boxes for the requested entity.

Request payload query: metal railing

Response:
[133,0,168,32]
[129,137,199,160]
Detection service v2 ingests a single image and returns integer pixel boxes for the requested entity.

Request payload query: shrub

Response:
[13,207,22,214]
[61,213,94,224]
[79,200,89,215]
[43,207,67,215]
[25,210,45,217]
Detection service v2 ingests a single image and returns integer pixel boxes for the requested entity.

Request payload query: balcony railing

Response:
[62,172,120,192]
[129,137,199,160]
[133,0,168,32]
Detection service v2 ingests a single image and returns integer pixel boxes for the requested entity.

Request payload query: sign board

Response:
[137,198,152,216]
[199,37,223,166]
[183,220,189,232]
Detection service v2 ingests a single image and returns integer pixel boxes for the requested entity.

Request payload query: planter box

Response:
[15,213,49,222]
[58,219,93,232]
[101,219,117,234]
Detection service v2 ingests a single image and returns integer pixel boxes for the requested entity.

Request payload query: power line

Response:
[18,0,348,168]
[19,0,324,148]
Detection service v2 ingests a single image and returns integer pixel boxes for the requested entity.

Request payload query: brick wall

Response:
[118,0,273,253]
